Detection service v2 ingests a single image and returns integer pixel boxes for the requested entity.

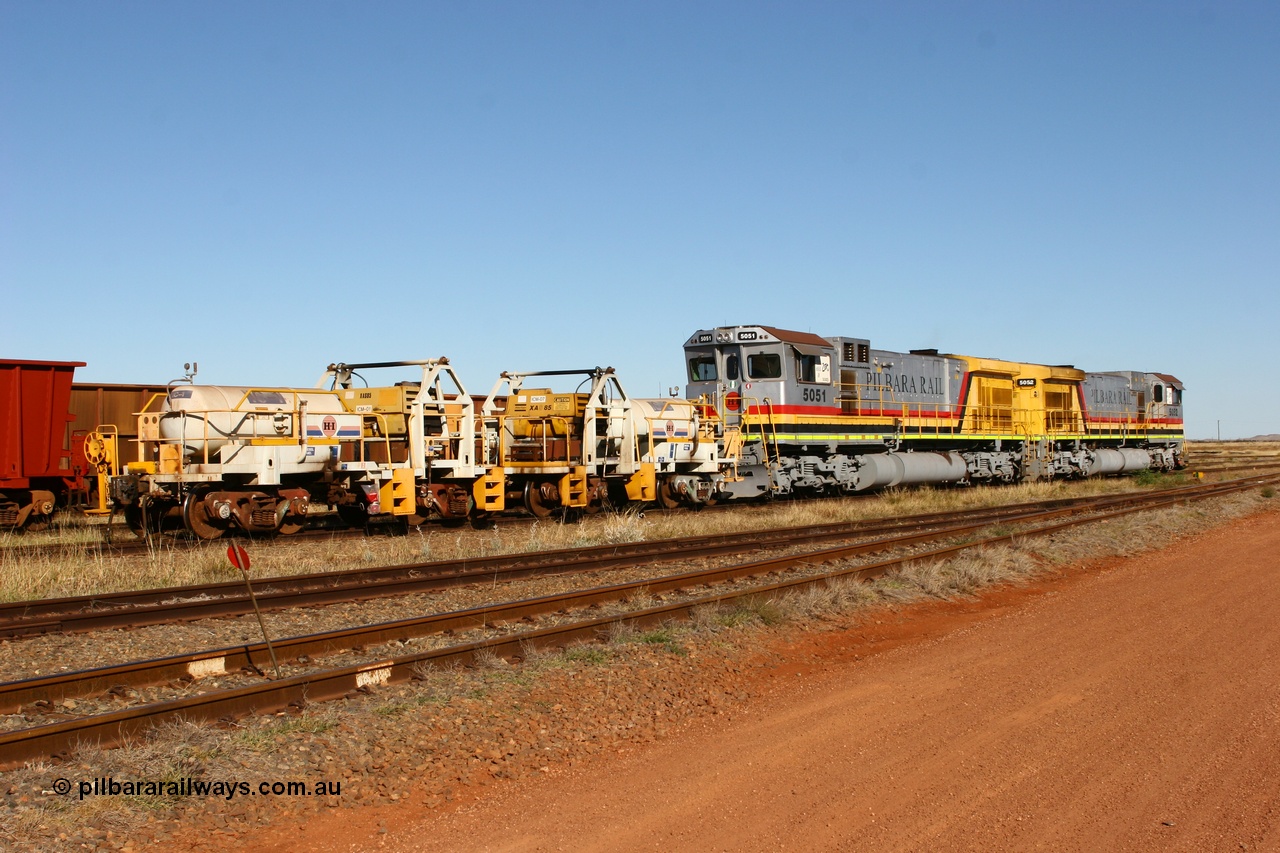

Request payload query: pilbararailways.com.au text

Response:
[51,776,342,801]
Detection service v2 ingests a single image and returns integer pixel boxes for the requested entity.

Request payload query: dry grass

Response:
[677,489,1272,631]
[3,489,1272,847]
[0,718,232,846]
[0,470,1229,604]
[1187,439,1280,457]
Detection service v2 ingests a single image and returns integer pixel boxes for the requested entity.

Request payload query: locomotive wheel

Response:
[183,493,228,540]
[657,480,682,510]
[523,481,558,518]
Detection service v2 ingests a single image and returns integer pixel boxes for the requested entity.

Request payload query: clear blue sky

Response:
[3,1,1276,438]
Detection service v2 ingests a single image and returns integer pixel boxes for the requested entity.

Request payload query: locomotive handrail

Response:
[763,399,781,469]
[835,379,905,416]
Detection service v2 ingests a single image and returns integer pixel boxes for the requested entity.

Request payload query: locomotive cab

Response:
[684,326,838,428]
[1146,373,1184,425]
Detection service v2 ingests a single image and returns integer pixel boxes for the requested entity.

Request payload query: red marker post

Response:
[228,544,281,680]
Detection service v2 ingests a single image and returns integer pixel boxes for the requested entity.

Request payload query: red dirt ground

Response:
[240,511,1280,852]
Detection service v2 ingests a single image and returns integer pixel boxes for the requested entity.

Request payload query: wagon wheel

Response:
[277,514,306,536]
[183,492,228,540]
[124,506,148,539]
[125,499,168,539]
[523,481,558,518]
[581,479,608,515]
[657,480,682,510]
[336,505,368,529]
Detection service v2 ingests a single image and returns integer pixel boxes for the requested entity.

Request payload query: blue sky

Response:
[2,1,1276,438]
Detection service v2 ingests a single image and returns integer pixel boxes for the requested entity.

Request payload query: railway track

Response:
[6,460,1266,562]
[0,473,1274,769]
[0,512,472,561]
[0,481,1244,637]
[1186,461,1280,475]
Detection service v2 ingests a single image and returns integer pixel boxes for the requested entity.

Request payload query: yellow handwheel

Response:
[84,432,110,467]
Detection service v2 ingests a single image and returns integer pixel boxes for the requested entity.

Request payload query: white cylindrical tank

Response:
[160,386,356,453]
[631,399,700,441]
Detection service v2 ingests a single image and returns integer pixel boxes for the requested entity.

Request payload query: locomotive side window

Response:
[726,354,741,381]
[747,353,781,379]
[688,354,717,382]
[1153,384,1164,403]
[797,354,832,384]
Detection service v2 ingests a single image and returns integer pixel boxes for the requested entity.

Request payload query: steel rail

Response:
[1,473,1274,770]
[0,507,1078,714]
[0,509,544,562]
[0,482,1242,636]
[1,473,1273,770]
[1188,461,1280,475]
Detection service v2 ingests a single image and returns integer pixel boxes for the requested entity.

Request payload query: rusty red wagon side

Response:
[0,358,85,528]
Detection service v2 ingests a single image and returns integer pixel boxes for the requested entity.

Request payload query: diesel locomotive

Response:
[683,325,1183,499]
[13,324,1184,536]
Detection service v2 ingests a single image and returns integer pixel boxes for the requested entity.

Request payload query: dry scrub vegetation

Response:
[0,474,1198,603]
[1187,439,1280,458]
[2,487,1275,850]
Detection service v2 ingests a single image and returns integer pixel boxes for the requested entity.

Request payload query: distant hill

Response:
[1249,434,1280,441]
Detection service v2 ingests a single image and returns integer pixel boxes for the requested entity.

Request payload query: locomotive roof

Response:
[756,326,834,350]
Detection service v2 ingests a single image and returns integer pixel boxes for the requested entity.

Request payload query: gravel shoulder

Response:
[239,507,1280,853]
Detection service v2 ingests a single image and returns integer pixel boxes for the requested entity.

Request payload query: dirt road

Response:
[248,510,1280,852]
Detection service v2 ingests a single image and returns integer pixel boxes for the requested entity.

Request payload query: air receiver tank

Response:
[630,399,700,441]
[850,451,968,491]
[1086,448,1153,476]
[158,386,356,453]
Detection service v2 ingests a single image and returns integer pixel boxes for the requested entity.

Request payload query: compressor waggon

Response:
[474,367,723,518]
[112,360,485,538]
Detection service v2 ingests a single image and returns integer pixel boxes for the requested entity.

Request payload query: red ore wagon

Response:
[0,359,85,529]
